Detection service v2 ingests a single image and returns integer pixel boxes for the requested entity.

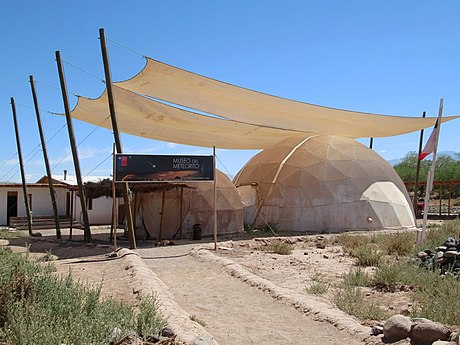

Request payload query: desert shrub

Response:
[412,274,460,325]
[376,232,415,256]
[0,248,165,344]
[137,294,167,338]
[244,223,255,234]
[306,272,330,295]
[334,286,386,321]
[372,262,404,292]
[420,219,460,252]
[0,229,27,240]
[262,222,278,235]
[350,245,383,267]
[338,234,373,254]
[264,241,293,255]
[341,268,373,287]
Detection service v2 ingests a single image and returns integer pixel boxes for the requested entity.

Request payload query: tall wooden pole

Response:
[159,187,166,241]
[213,146,217,251]
[439,184,443,216]
[29,75,61,239]
[419,99,444,243]
[99,28,136,249]
[55,50,91,243]
[111,143,117,250]
[179,186,184,239]
[69,191,74,239]
[413,111,427,217]
[10,97,33,236]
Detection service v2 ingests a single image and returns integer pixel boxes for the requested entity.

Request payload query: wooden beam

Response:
[99,28,136,249]
[10,97,33,236]
[55,50,91,242]
[29,75,61,239]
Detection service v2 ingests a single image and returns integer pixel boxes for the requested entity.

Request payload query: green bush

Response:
[341,268,373,287]
[0,229,27,240]
[412,274,460,325]
[334,286,387,321]
[372,262,404,292]
[350,245,383,267]
[0,248,165,344]
[306,272,330,295]
[376,232,415,256]
[420,219,460,253]
[338,234,373,254]
[262,222,279,235]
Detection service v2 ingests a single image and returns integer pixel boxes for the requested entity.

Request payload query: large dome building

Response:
[234,135,415,232]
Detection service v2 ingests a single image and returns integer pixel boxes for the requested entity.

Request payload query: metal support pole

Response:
[10,97,33,236]
[55,50,91,243]
[29,75,61,239]
[99,27,136,249]
[369,137,374,149]
[413,111,427,217]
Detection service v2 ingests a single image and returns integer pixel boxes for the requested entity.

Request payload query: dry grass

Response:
[263,241,293,255]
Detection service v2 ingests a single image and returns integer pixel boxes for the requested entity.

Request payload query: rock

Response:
[371,325,384,335]
[400,307,410,316]
[449,331,459,342]
[432,341,454,345]
[108,327,122,343]
[323,254,329,259]
[383,314,412,341]
[316,242,326,249]
[191,335,215,345]
[145,335,161,343]
[0,239,9,246]
[161,326,176,337]
[412,321,451,345]
[304,251,308,255]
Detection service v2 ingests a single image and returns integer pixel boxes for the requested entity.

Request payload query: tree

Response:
[394,152,460,198]
[393,151,429,182]
[394,152,460,182]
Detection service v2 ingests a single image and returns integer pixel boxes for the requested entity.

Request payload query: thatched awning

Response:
[70,178,194,199]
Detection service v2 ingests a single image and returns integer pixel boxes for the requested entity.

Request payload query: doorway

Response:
[7,191,18,226]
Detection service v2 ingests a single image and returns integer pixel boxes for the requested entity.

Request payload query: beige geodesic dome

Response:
[234,134,415,232]
[135,170,243,239]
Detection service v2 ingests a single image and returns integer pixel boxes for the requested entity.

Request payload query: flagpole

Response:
[418,98,444,243]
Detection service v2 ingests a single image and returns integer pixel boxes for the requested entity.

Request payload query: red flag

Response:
[418,120,438,160]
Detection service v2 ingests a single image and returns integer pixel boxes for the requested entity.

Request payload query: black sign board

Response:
[115,154,214,182]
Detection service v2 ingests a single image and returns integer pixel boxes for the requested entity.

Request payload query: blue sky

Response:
[1,1,459,183]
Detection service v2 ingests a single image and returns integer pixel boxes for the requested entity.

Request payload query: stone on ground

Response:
[411,321,451,345]
[383,314,412,341]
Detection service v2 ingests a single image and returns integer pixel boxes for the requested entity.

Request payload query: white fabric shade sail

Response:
[71,86,307,149]
[68,57,459,149]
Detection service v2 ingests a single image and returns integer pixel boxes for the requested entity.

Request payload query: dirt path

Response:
[137,245,363,345]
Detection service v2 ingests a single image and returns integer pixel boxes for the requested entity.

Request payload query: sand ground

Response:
[3,226,412,344]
